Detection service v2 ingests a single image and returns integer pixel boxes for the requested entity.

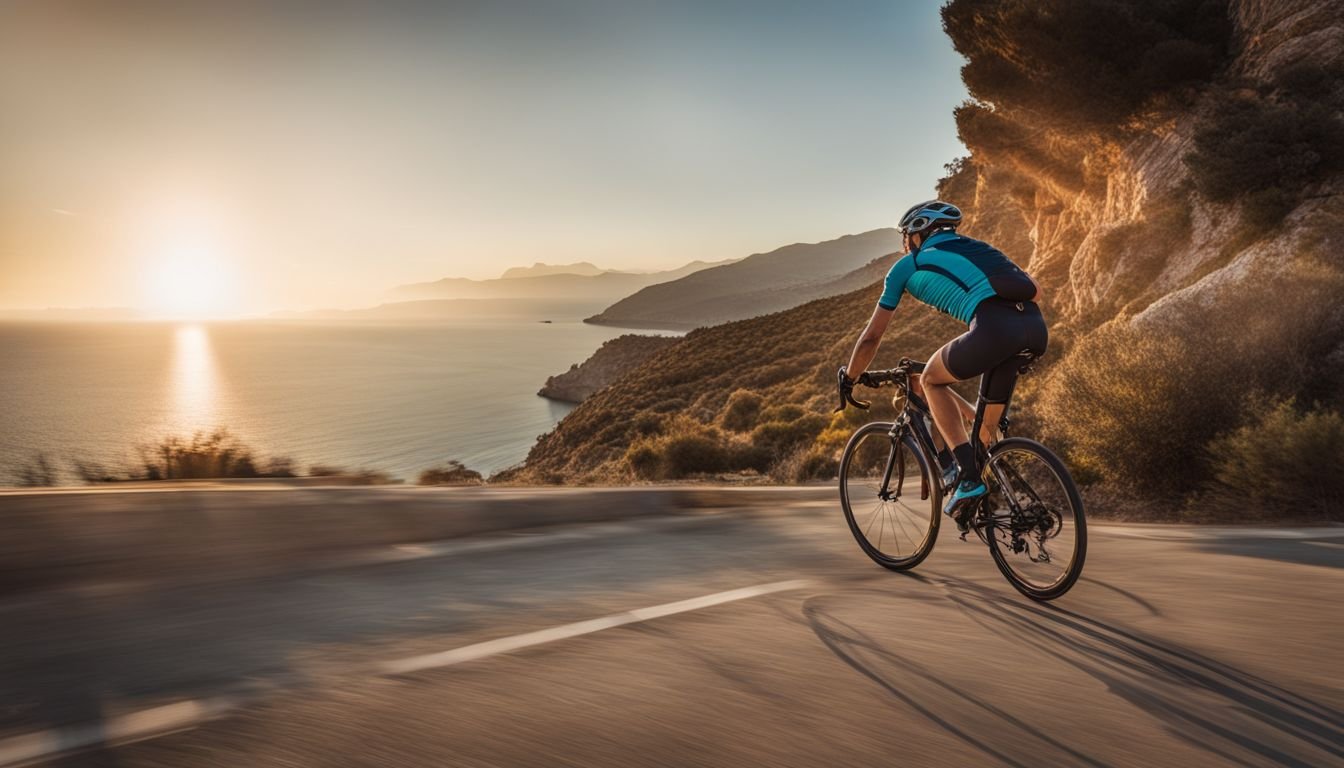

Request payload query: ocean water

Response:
[0,320,655,483]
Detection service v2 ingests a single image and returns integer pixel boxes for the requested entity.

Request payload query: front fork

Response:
[876,421,931,503]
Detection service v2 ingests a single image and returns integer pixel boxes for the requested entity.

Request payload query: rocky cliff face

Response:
[945,0,1344,338]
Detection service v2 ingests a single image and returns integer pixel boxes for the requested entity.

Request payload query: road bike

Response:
[835,356,1086,600]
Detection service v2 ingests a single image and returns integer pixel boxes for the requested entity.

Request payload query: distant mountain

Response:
[584,229,901,330]
[270,297,604,323]
[390,258,737,304]
[500,262,607,279]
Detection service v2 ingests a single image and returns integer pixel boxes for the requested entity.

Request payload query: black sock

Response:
[937,447,954,468]
[952,442,977,481]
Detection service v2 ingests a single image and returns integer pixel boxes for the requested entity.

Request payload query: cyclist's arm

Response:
[845,255,912,378]
[844,304,894,378]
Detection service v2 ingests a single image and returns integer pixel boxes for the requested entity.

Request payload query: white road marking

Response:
[381,579,813,675]
[0,697,240,768]
[0,579,810,766]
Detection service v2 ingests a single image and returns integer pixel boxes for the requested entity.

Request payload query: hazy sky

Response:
[0,1,968,314]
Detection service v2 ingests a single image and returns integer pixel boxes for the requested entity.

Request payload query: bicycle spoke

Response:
[840,425,940,571]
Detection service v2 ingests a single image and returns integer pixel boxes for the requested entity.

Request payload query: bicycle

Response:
[835,356,1086,601]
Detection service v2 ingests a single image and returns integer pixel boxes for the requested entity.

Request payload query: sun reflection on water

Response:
[169,324,220,432]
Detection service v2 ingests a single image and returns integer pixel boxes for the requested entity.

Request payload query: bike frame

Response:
[872,353,1035,506]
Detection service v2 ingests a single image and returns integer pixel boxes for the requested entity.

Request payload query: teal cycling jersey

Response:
[877,230,1035,324]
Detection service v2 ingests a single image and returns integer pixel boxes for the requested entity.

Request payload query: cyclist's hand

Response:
[836,366,870,411]
[857,371,877,387]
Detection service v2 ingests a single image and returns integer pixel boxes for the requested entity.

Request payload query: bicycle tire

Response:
[981,437,1087,600]
[839,422,941,571]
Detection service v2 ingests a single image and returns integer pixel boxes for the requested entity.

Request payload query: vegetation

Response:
[418,461,485,486]
[15,454,58,487]
[943,0,1229,131]
[1186,63,1344,228]
[1202,402,1344,521]
[69,430,298,483]
[1037,258,1344,510]
[10,429,421,487]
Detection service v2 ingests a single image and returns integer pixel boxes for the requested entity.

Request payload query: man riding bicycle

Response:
[840,200,1047,530]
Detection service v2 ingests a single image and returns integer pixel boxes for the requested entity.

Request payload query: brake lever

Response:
[835,367,871,412]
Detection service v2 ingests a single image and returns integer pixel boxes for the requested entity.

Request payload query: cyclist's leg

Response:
[921,342,970,451]
[910,374,976,454]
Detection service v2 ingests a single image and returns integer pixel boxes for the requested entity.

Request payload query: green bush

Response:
[720,389,764,432]
[1202,402,1344,520]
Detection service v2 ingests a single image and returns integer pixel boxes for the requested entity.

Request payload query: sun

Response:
[142,239,240,319]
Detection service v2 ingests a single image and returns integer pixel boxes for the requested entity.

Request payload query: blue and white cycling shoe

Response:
[943,477,988,532]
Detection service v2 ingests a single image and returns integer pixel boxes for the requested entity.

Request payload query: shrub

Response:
[720,389,764,432]
[1202,402,1344,520]
[759,404,807,424]
[661,433,727,477]
[418,460,484,486]
[15,454,58,487]
[1039,261,1344,498]
[632,413,664,437]
[625,441,663,480]
[1186,66,1344,227]
[750,413,829,454]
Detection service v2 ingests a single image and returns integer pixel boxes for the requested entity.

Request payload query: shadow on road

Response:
[804,578,1343,767]
[1193,538,1344,570]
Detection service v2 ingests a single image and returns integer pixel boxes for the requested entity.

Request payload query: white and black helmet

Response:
[899,200,962,236]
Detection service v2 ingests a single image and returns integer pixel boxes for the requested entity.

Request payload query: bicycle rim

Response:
[839,423,940,571]
[981,438,1086,600]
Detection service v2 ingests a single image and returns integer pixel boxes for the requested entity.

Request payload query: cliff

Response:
[538,334,683,403]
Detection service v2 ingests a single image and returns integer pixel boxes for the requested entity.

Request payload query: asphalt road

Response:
[3,495,1341,767]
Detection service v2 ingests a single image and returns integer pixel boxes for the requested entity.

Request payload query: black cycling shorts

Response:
[941,297,1048,403]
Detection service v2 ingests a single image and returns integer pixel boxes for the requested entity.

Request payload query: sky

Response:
[0,0,968,315]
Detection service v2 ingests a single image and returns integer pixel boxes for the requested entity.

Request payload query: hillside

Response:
[507,0,1344,520]
[584,229,902,329]
[537,334,682,403]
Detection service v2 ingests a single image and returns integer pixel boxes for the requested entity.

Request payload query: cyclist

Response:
[840,200,1047,530]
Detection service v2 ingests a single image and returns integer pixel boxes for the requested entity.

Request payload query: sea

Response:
[0,319,661,484]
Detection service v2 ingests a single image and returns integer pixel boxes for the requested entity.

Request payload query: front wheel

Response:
[978,437,1086,600]
[839,422,941,571]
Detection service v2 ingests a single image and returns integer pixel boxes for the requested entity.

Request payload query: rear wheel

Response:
[978,437,1086,600]
[839,422,941,570]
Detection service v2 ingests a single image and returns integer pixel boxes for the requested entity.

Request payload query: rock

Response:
[538,334,682,403]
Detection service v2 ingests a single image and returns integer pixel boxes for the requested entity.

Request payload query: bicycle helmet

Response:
[898,200,962,236]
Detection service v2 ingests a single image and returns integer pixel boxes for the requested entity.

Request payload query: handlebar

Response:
[835,358,926,412]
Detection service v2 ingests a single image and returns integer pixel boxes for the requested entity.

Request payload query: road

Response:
[2,493,1341,767]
